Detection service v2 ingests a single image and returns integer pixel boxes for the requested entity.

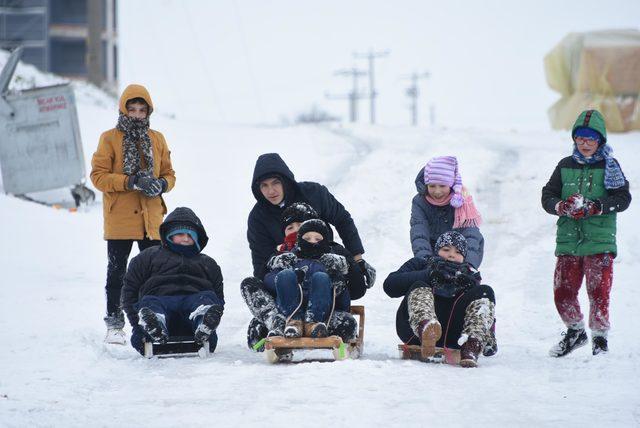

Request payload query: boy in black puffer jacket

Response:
[121,207,224,355]
[384,231,495,368]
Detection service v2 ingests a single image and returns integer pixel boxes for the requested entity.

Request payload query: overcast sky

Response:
[118,0,640,130]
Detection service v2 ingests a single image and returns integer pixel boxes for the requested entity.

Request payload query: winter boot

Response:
[483,319,498,357]
[592,336,608,355]
[103,311,126,345]
[240,277,286,336]
[328,311,358,342]
[284,319,303,338]
[304,322,328,338]
[418,319,442,359]
[138,308,168,343]
[266,312,286,337]
[247,318,269,351]
[460,337,483,368]
[548,327,588,357]
[191,304,224,345]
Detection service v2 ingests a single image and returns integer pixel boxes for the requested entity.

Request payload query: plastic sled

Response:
[143,336,211,359]
[398,344,461,365]
[263,305,365,363]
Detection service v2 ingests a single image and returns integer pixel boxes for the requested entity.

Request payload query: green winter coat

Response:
[541,110,631,256]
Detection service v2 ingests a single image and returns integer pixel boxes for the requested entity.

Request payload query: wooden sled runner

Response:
[263,305,365,363]
[398,344,461,365]
[143,336,211,359]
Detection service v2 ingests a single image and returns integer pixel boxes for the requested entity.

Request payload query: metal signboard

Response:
[0,48,88,196]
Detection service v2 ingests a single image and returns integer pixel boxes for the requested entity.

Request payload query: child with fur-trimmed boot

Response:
[542,109,631,357]
[409,155,497,357]
[264,219,359,341]
[240,202,320,348]
[121,207,224,356]
[384,231,496,368]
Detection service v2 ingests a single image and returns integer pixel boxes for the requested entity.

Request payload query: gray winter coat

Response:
[410,170,484,268]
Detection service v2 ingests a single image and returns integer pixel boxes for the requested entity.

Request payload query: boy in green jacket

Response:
[542,110,631,357]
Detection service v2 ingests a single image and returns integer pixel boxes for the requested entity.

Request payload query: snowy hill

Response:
[1,53,640,427]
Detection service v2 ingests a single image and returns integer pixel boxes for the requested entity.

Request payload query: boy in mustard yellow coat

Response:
[91,84,176,344]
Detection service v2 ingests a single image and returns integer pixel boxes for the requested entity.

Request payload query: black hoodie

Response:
[247,153,364,279]
[121,207,224,326]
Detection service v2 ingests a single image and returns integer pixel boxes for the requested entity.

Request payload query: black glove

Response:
[454,271,477,291]
[357,259,376,288]
[319,253,349,275]
[267,252,297,270]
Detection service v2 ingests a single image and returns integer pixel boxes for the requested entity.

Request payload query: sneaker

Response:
[104,328,126,345]
[419,320,442,359]
[304,322,328,338]
[549,328,588,357]
[193,305,223,344]
[460,337,483,368]
[592,336,608,355]
[138,308,168,343]
[284,319,303,338]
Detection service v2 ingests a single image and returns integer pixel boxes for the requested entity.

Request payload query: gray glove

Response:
[131,171,165,197]
[319,253,349,275]
[267,252,297,270]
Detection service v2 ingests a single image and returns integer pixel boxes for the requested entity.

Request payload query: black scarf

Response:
[116,113,154,175]
[296,238,331,259]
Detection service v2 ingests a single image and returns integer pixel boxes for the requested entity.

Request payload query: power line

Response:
[326,67,367,123]
[402,71,430,126]
[353,49,389,124]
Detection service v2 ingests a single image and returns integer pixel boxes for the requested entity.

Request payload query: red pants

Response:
[553,254,613,332]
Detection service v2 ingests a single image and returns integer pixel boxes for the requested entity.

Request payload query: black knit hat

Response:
[297,219,330,242]
[296,219,331,259]
[281,202,319,232]
[435,231,468,258]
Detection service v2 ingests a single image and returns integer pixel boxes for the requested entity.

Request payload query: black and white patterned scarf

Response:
[116,113,154,175]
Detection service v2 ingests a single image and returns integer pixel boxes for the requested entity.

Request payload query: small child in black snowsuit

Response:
[121,207,224,355]
[384,231,495,367]
[264,219,358,339]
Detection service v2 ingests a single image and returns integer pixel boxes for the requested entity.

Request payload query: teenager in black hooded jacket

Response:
[247,153,374,283]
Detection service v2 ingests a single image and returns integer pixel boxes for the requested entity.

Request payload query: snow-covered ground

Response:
[1,53,640,427]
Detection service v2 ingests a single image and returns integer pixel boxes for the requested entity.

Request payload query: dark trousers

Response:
[275,269,333,322]
[130,291,222,355]
[105,238,160,316]
[396,284,495,349]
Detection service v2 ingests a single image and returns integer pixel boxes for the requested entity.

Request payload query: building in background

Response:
[0,0,118,94]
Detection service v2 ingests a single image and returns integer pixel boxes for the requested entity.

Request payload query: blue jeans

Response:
[130,291,222,354]
[275,269,333,323]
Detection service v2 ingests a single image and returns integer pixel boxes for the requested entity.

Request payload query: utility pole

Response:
[403,72,430,126]
[326,67,367,122]
[353,49,389,124]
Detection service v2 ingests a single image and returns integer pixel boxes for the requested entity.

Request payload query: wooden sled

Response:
[143,336,211,359]
[263,305,365,363]
[398,344,461,365]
